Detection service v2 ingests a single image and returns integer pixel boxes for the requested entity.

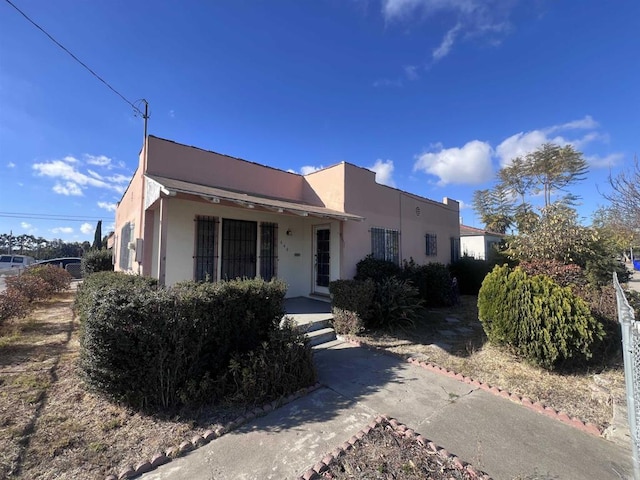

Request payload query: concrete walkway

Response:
[141,340,633,480]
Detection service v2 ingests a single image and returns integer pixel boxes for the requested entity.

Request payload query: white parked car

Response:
[0,254,36,270]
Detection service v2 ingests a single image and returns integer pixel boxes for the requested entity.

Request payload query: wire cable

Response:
[4,0,144,116]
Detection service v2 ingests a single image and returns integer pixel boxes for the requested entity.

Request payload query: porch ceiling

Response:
[145,174,365,222]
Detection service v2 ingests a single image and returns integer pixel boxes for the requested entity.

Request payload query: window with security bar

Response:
[119,222,134,270]
[371,227,399,264]
[194,216,219,282]
[259,222,278,280]
[426,233,437,257]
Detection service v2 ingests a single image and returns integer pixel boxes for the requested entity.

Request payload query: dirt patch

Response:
[321,417,481,480]
[350,295,624,429]
[0,291,242,480]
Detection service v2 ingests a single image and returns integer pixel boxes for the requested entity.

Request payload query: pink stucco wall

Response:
[146,136,308,203]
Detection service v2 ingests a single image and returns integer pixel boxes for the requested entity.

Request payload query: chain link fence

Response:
[614,272,639,479]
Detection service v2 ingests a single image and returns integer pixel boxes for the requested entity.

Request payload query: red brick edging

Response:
[296,414,492,480]
[103,382,324,480]
[339,336,602,437]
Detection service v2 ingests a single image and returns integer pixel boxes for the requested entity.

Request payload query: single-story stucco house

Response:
[113,136,461,298]
[459,224,504,260]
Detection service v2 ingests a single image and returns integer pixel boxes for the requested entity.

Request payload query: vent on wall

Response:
[415,206,421,216]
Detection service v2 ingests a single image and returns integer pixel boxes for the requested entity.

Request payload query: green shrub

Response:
[74,271,158,323]
[329,279,375,333]
[5,274,53,302]
[81,249,114,276]
[78,276,288,410]
[370,277,423,330]
[449,257,493,295]
[24,265,72,293]
[478,265,604,369]
[0,289,30,324]
[401,260,454,307]
[354,255,401,283]
[221,319,317,405]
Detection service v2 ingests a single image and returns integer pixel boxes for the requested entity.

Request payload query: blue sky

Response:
[1,0,638,242]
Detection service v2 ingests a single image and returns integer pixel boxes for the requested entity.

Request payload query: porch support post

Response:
[157,197,169,286]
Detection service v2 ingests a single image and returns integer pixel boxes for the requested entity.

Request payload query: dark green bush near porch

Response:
[478,264,605,370]
[81,249,114,276]
[354,255,401,282]
[448,256,493,295]
[329,279,375,334]
[221,319,317,405]
[401,259,454,307]
[78,275,303,410]
[369,277,423,330]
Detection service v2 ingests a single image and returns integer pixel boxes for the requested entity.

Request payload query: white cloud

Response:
[585,153,624,168]
[496,116,619,168]
[33,158,129,194]
[404,65,419,81]
[368,159,396,187]
[382,0,513,62]
[20,222,36,233]
[97,201,117,212]
[80,223,94,235]
[432,23,462,61]
[373,78,403,88]
[169,109,175,118]
[7,162,15,168]
[53,182,83,196]
[51,227,73,234]
[413,140,493,185]
[85,154,114,168]
[301,165,325,175]
[62,155,79,164]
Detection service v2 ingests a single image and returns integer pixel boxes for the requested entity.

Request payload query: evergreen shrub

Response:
[354,255,401,282]
[81,249,114,276]
[370,277,423,330]
[24,264,72,293]
[478,265,604,369]
[449,256,493,295]
[401,260,453,307]
[329,279,375,334]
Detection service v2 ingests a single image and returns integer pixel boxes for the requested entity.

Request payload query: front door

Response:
[221,219,257,279]
[313,225,330,295]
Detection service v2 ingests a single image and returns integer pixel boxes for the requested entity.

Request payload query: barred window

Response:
[118,222,134,270]
[425,233,437,256]
[371,227,399,264]
[194,216,219,282]
[450,237,460,263]
[259,222,278,280]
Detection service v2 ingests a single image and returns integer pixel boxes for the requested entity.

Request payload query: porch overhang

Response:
[145,174,365,222]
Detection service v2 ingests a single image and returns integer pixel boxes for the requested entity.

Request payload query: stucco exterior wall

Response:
[157,197,341,297]
[302,164,346,210]
[146,136,307,203]
[340,163,460,278]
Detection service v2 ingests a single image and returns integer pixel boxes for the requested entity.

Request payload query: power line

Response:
[4,0,144,116]
[0,212,107,222]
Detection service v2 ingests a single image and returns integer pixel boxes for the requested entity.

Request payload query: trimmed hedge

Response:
[448,257,493,295]
[78,275,290,410]
[23,264,72,292]
[478,265,604,370]
[401,260,453,307]
[81,249,114,276]
[354,255,401,283]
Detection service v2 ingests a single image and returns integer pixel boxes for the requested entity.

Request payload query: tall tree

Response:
[92,221,102,250]
[527,143,588,207]
[472,186,513,234]
[603,156,640,231]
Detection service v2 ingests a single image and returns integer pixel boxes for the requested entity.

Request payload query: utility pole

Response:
[137,99,149,275]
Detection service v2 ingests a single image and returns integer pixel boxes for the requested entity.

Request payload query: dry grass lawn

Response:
[350,295,624,429]
[0,289,242,480]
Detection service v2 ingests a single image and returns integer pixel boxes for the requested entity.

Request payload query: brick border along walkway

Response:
[340,336,602,437]
[296,414,492,480]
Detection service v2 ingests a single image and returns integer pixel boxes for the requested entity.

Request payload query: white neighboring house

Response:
[459,225,504,260]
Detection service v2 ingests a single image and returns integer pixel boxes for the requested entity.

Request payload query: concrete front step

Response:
[305,327,337,347]
[291,315,333,334]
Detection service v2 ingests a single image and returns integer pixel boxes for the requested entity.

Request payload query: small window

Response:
[450,237,460,263]
[371,227,399,264]
[425,233,437,256]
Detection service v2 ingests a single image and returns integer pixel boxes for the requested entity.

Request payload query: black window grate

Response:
[221,219,257,280]
[426,233,437,257]
[194,216,219,282]
[315,228,330,287]
[450,237,460,263]
[371,227,399,264]
[259,222,278,280]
